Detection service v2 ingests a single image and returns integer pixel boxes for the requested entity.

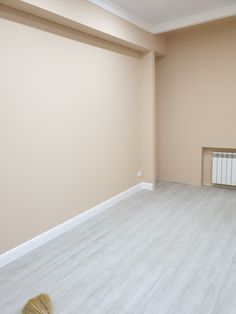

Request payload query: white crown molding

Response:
[89,1,236,34]
[88,0,153,32]
[153,4,236,34]
[0,182,153,268]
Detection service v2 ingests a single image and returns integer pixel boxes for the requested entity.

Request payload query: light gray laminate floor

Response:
[1,182,236,314]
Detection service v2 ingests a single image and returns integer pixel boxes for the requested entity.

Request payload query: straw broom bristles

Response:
[22,294,53,314]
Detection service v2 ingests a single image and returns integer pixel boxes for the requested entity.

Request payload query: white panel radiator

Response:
[212,152,236,186]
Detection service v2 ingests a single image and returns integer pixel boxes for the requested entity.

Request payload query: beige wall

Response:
[0,17,154,253]
[156,18,236,185]
[140,51,156,185]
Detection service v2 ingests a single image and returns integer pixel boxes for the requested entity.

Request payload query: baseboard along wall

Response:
[0,182,153,269]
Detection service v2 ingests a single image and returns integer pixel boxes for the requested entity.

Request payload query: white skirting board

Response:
[0,182,153,269]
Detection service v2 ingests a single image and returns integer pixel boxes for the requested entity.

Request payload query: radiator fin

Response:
[212,152,236,186]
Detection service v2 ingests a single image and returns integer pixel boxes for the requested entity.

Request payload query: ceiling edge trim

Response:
[88,0,154,32]
[153,4,236,33]
[89,1,236,34]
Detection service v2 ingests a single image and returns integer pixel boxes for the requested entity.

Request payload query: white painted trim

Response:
[0,182,153,268]
[140,182,154,191]
[89,1,236,34]
[153,4,236,34]
[88,0,153,32]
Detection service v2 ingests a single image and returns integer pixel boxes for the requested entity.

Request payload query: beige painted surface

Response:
[0,4,143,59]
[156,18,236,185]
[0,0,166,54]
[140,51,156,185]
[0,17,150,253]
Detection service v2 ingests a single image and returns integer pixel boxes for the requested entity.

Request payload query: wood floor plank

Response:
[0,182,236,314]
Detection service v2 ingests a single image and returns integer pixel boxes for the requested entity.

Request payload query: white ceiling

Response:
[89,0,236,33]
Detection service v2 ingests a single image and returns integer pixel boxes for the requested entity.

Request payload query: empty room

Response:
[1,0,236,313]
